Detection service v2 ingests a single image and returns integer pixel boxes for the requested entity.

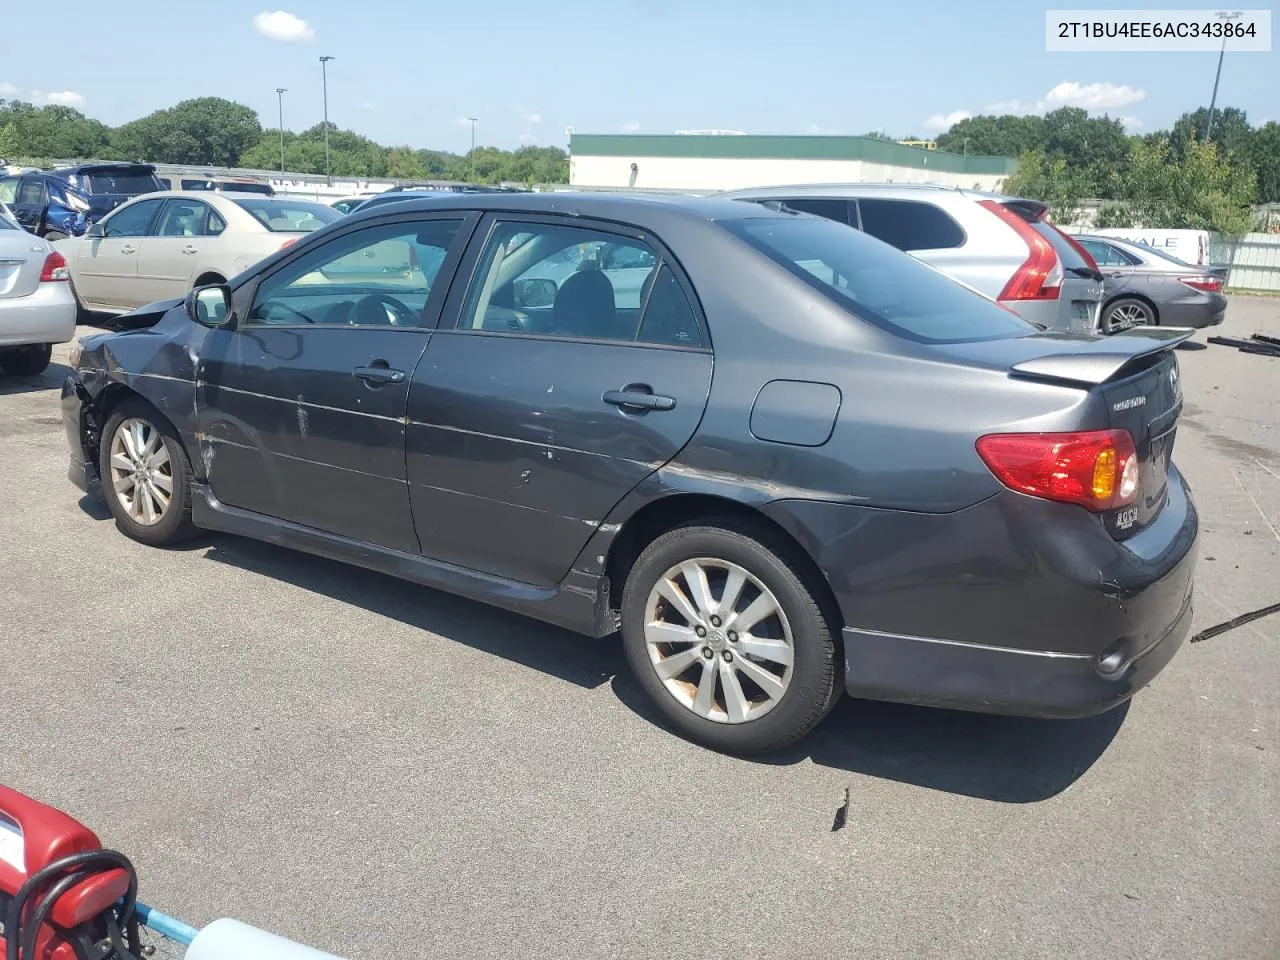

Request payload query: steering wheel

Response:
[259,300,316,324]
[352,293,417,326]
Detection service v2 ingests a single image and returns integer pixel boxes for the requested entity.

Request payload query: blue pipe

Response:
[134,902,200,946]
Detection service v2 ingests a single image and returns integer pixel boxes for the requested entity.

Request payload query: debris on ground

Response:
[1207,334,1280,357]
[1190,600,1280,643]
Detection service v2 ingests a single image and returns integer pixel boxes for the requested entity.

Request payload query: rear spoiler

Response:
[1010,328,1194,387]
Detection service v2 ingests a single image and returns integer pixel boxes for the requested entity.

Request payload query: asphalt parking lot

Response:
[2,299,1278,960]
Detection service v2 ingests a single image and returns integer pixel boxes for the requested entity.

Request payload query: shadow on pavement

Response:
[201,534,1127,802]
[0,361,73,396]
[609,672,1128,803]
[203,536,624,691]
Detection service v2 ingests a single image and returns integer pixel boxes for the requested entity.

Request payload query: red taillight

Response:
[976,430,1139,511]
[1177,275,1223,293]
[979,200,1061,301]
[39,250,69,282]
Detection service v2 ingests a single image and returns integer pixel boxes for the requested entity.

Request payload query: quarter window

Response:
[775,197,854,226]
[458,221,669,342]
[856,198,965,251]
[247,219,464,327]
[102,199,164,237]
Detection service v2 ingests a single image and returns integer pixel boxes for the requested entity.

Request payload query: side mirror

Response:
[86,222,105,239]
[513,277,556,309]
[186,284,235,329]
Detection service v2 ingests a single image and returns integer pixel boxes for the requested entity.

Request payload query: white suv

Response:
[718,184,1103,334]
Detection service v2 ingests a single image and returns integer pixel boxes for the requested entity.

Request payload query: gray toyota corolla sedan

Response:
[61,193,1198,755]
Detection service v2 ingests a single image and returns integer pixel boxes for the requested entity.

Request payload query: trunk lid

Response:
[945,327,1190,538]
[0,232,46,300]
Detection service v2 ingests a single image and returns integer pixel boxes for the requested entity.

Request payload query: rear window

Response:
[1002,204,1097,273]
[83,170,164,195]
[232,198,341,232]
[724,215,1035,344]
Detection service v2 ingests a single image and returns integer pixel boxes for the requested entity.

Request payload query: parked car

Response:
[353,183,531,213]
[0,163,166,240]
[1074,234,1228,333]
[61,194,1197,754]
[330,193,384,214]
[158,175,276,196]
[0,201,77,375]
[717,184,1105,335]
[1087,228,1211,268]
[53,192,341,315]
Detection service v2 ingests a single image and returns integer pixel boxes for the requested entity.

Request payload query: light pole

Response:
[1205,10,1244,141]
[467,117,478,181]
[319,55,335,184]
[275,88,287,175]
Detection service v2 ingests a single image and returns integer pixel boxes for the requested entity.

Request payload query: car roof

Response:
[714,182,1012,203]
[50,162,157,177]
[346,190,793,232]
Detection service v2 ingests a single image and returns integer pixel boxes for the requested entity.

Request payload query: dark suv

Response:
[0,163,166,240]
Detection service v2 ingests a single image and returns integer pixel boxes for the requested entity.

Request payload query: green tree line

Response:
[0,96,569,185]
[936,106,1276,234]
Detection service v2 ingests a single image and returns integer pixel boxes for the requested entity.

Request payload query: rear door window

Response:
[856,198,965,251]
[776,198,855,227]
[1078,239,1137,267]
[84,170,164,194]
[15,178,46,206]
[101,199,164,237]
[725,214,1034,344]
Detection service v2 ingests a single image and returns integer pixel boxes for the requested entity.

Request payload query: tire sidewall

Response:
[1104,298,1155,332]
[99,401,194,546]
[620,523,838,754]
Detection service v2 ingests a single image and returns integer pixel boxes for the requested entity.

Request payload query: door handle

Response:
[353,364,406,385]
[603,386,676,412]
[120,245,136,254]
[182,246,199,255]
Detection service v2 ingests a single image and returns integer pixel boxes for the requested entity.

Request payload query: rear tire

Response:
[620,520,841,755]
[0,344,52,376]
[99,399,199,547]
[1102,297,1156,334]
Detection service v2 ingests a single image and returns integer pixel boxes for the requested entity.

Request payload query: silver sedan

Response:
[1076,233,1228,333]
[0,201,78,376]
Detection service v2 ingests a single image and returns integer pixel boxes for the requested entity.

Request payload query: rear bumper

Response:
[1157,292,1228,329]
[762,463,1199,718]
[0,282,77,348]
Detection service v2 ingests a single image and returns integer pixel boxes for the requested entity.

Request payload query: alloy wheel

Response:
[643,558,795,724]
[108,418,174,526]
[1109,302,1151,329]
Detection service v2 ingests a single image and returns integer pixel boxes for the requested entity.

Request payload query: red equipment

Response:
[0,786,139,960]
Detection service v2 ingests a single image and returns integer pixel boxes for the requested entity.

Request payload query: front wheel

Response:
[0,344,52,376]
[99,400,198,546]
[620,521,841,755]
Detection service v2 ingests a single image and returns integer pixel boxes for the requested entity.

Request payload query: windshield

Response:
[233,198,341,233]
[724,215,1035,344]
[84,171,165,195]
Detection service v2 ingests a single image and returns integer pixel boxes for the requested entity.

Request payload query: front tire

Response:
[620,520,841,755]
[99,399,198,546]
[0,344,52,376]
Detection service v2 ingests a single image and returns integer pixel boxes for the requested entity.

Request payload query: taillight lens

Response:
[976,430,1139,511]
[979,200,1061,301]
[1177,275,1223,293]
[40,251,70,282]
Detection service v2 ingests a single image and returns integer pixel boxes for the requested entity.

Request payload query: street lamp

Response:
[275,88,287,175]
[467,117,478,181]
[319,55,335,184]
[1205,10,1244,141]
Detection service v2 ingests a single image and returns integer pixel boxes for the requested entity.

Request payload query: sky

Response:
[5,0,1277,153]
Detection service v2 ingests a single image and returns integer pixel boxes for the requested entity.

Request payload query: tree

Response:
[1171,106,1252,162]
[111,98,261,166]
[1002,149,1084,223]
[386,146,425,179]
[1040,108,1130,198]
[1123,135,1256,234]
[0,100,111,160]
[936,113,1047,158]
[1094,202,1136,229]
[0,123,17,159]
[1248,121,1280,204]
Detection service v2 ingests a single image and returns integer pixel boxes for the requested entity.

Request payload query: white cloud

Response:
[984,99,1022,114]
[1037,81,1145,111]
[253,11,314,42]
[620,121,641,133]
[32,90,85,108]
[0,82,18,98]
[1120,116,1143,131]
[922,110,972,133]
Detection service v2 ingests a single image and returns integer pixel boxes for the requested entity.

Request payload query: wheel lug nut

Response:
[728,631,737,642]
[694,625,707,637]
[722,651,734,662]
[701,647,714,659]
[710,615,721,627]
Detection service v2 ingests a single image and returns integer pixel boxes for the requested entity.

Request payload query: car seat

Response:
[552,270,616,339]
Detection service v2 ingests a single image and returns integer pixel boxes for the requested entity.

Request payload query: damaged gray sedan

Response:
[62,193,1198,754]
